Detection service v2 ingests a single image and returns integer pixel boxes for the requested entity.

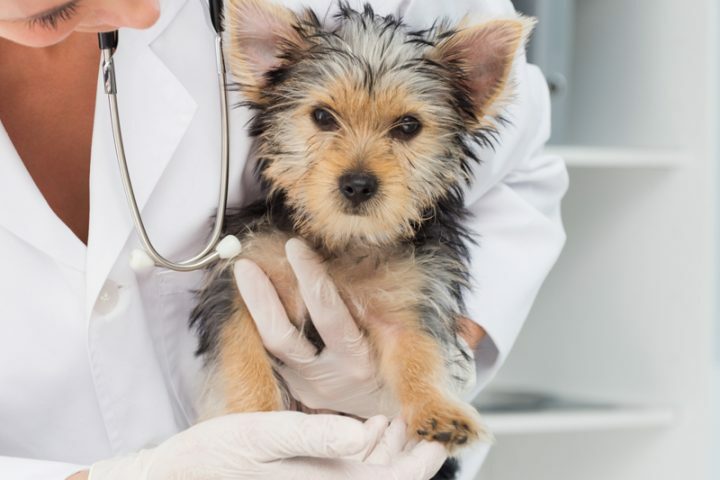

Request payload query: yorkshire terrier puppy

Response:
[192,0,531,455]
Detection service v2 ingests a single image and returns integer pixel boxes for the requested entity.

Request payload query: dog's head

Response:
[226,0,532,250]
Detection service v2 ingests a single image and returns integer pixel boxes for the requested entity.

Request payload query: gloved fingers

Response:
[234,259,317,365]
[365,417,408,465]
[350,416,390,462]
[403,436,420,453]
[89,450,155,480]
[276,362,397,418]
[250,412,371,462]
[285,238,365,354]
[390,440,448,480]
[277,438,447,480]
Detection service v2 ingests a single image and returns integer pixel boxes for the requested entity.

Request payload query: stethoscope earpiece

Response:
[98,31,119,51]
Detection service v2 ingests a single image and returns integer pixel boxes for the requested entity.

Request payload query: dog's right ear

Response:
[226,0,307,101]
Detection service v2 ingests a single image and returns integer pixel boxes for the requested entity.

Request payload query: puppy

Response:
[192,0,531,456]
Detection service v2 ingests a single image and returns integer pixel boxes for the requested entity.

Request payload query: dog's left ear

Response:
[433,17,535,120]
[225,0,309,102]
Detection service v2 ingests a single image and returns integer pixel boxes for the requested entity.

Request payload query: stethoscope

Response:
[97,0,241,272]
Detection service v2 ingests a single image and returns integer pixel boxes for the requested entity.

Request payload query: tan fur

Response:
[201,0,529,449]
[225,0,308,102]
[218,301,284,413]
[261,79,463,251]
[370,323,488,448]
[215,230,487,446]
[236,230,433,329]
[434,17,535,125]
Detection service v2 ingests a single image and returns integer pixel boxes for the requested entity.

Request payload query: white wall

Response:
[713,2,720,476]
[474,0,719,478]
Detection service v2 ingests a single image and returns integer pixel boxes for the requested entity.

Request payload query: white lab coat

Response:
[0,0,567,478]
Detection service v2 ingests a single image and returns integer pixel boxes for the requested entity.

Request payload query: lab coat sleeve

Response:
[0,456,86,479]
[463,63,568,395]
[402,0,569,395]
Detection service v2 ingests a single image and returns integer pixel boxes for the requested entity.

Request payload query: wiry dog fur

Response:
[190,0,532,471]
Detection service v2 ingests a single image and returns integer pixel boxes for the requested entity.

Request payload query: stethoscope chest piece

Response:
[129,235,242,273]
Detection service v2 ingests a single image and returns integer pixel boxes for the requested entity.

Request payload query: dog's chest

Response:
[239,230,428,330]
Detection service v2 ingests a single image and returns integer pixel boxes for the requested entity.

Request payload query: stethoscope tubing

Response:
[98,0,238,272]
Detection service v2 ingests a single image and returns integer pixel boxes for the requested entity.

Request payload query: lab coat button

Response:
[95,280,121,315]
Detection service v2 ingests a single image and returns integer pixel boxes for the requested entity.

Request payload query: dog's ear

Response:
[433,17,534,120]
[225,0,308,101]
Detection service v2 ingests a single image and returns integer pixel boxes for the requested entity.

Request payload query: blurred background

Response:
[463,0,719,478]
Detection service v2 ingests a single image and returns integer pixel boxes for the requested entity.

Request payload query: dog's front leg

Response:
[216,297,284,413]
[369,315,488,449]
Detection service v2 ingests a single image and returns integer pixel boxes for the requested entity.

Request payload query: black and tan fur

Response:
[191,0,532,454]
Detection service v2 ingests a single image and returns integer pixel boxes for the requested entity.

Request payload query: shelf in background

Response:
[473,390,675,435]
[483,406,675,435]
[545,145,689,169]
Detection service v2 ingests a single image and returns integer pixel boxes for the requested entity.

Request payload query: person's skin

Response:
[0,0,160,47]
[0,2,486,479]
[0,0,161,243]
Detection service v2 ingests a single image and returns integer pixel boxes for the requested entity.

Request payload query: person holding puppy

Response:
[0,0,567,479]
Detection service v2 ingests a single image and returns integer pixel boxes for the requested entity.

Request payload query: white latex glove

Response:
[90,413,447,480]
[234,238,477,419]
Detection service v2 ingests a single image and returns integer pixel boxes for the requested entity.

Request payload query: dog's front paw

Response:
[407,396,491,448]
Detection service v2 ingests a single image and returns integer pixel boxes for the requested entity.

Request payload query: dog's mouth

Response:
[290,181,419,248]
[341,202,373,217]
[299,198,417,251]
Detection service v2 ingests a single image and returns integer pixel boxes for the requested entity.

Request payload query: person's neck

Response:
[0,32,98,77]
[0,31,100,245]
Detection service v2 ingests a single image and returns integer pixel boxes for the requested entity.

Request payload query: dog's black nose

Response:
[339,172,378,206]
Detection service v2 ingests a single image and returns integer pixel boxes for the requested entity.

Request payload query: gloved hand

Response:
[90,413,447,479]
[234,238,477,419]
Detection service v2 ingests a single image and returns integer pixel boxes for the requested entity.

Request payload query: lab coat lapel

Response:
[86,0,195,317]
[0,126,86,270]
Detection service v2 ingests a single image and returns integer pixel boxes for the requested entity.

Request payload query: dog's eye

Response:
[390,116,422,141]
[312,108,339,131]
